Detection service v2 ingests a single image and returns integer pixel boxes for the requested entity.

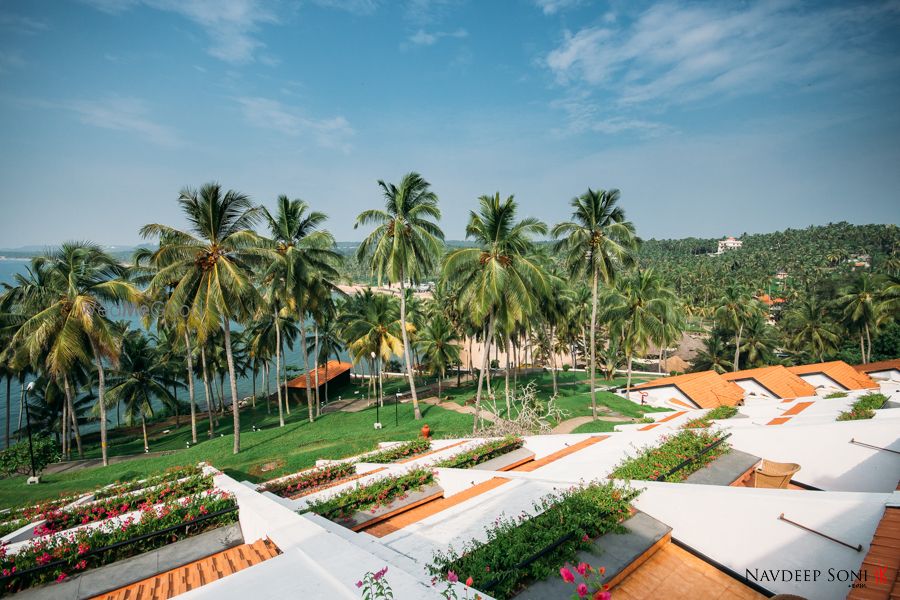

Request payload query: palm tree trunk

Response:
[141,415,149,453]
[63,375,83,458]
[733,324,743,372]
[626,353,634,394]
[17,374,25,441]
[280,337,290,416]
[181,331,197,445]
[324,360,330,405]
[200,346,214,439]
[550,326,558,396]
[505,336,511,416]
[252,365,257,409]
[264,361,271,413]
[275,311,285,428]
[221,318,241,454]
[314,322,321,417]
[438,375,442,400]
[299,317,314,423]
[473,312,495,433]
[4,376,9,449]
[589,264,599,420]
[89,339,109,467]
[864,323,872,364]
[398,276,421,420]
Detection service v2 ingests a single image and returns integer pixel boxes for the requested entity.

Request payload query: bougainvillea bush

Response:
[434,437,524,470]
[259,462,356,498]
[363,439,431,464]
[0,495,86,540]
[428,482,638,600]
[34,474,214,536]
[610,429,731,482]
[92,465,203,500]
[0,490,237,595]
[305,468,436,520]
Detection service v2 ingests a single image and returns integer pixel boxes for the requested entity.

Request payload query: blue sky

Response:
[0,0,898,246]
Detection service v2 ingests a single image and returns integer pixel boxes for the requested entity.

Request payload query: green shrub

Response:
[434,436,524,469]
[305,468,435,520]
[428,482,639,600]
[0,437,60,479]
[260,462,356,498]
[364,439,431,463]
[836,393,887,421]
[706,405,738,420]
[637,416,656,424]
[562,364,571,372]
[610,430,730,482]
[824,391,848,399]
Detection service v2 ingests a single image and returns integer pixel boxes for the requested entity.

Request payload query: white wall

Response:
[798,373,846,391]
[733,379,779,400]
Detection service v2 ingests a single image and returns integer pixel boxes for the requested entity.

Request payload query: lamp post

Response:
[24,381,38,484]
[395,392,399,426]
[371,352,381,429]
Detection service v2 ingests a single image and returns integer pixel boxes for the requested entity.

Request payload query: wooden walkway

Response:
[92,539,281,600]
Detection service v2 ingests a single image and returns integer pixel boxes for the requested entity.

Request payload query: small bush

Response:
[610,430,730,482]
[364,438,431,463]
[0,437,60,479]
[434,436,524,469]
[836,393,887,421]
[305,468,435,520]
[259,462,356,498]
[824,391,848,399]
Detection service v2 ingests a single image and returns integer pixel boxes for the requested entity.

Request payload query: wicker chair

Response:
[751,460,801,489]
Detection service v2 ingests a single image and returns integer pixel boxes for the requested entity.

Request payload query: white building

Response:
[717,236,743,254]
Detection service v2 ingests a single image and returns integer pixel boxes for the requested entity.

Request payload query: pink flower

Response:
[582,534,590,542]
[355,580,363,588]
[596,592,611,600]
[447,570,459,583]
[576,562,589,576]
[576,583,588,598]
[560,567,575,583]
[56,573,67,582]
[466,576,473,586]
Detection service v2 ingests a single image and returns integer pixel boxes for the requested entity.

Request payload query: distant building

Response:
[716,236,743,254]
[775,268,788,280]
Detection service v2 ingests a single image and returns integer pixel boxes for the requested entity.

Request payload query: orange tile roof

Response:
[722,366,817,400]
[781,401,814,416]
[847,507,900,600]
[787,360,879,390]
[632,371,745,409]
[286,360,352,389]
[855,359,900,374]
[93,538,281,600]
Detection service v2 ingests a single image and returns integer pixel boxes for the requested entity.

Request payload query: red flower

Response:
[466,576,473,586]
[560,567,575,583]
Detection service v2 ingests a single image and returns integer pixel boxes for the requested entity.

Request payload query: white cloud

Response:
[310,0,380,15]
[236,97,355,151]
[546,1,900,107]
[404,0,459,25]
[0,12,50,34]
[82,0,279,64]
[408,27,467,46]
[534,0,584,15]
[0,51,26,74]
[550,92,672,137]
[64,97,181,146]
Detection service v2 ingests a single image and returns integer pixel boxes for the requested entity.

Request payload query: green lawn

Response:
[570,420,620,434]
[0,400,472,508]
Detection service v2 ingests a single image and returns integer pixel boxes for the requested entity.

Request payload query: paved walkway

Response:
[551,415,637,434]
[420,396,499,423]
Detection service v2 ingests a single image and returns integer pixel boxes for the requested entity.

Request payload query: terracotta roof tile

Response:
[787,361,879,390]
[847,507,900,600]
[286,360,352,389]
[632,371,745,409]
[722,366,817,400]
[855,359,900,375]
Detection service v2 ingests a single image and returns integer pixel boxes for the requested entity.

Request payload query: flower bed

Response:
[259,462,357,498]
[34,474,214,536]
[363,439,431,463]
[837,393,888,421]
[610,429,731,482]
[681,406,738,429]
[0,490,237,595]
[305,468,435,521]
[0,496,84,540]
[434,436,524,469]
[428,482,638,600]
[92,465,203,500]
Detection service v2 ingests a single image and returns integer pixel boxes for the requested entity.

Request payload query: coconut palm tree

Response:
[552,189,637,419]
[140,182,270,454]
[4,243,139,464]
[355,173,444,420]
[838,274,881,363]
[783,295,840,362]
[263,195,340,422]
[714,285,760,371]
[691,332,734,373]
[443,193,549,432]
[306,298,345,407]
[106,330,178,453]
[417,313,460,400]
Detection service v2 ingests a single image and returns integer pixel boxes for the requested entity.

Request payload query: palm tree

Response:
[739,314,780,368]
[552,189,637,419]
[417,313,460,400]
[692,331,734,373]
[307,299,345,407]
[443,193,549,432]
[4,243,139,465]
[714,285,760,371]
[783,296,839,362]
[263,195,340,422]
[106,330,178,453]
[141,183,270,454]
[602,268,676,391]
[355,173,444,420]
[838,275,881,363]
